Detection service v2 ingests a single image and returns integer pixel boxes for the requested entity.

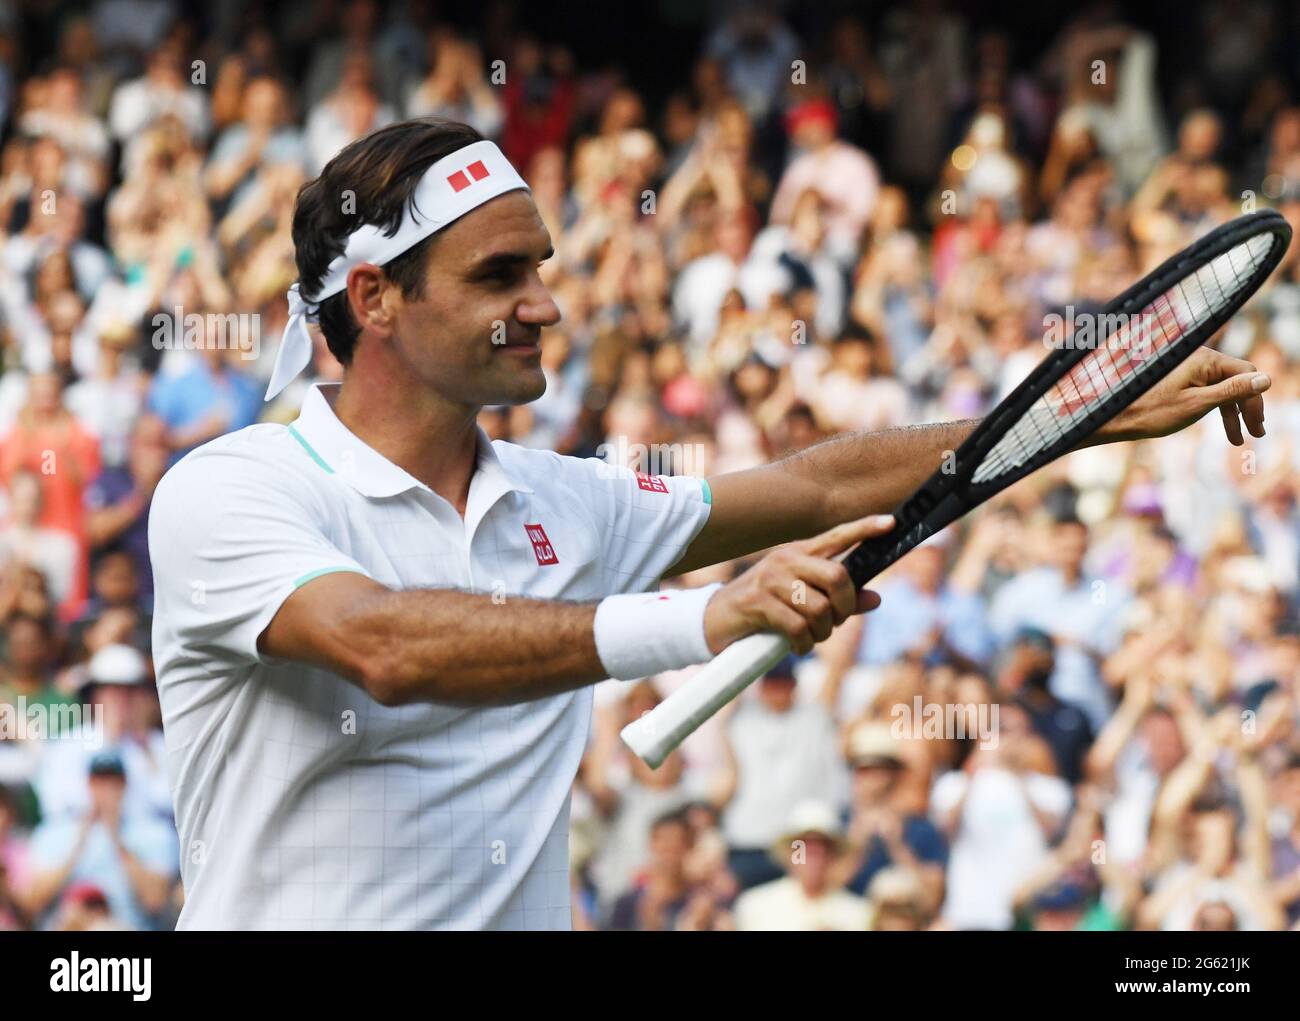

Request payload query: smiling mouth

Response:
[497,336,541,351]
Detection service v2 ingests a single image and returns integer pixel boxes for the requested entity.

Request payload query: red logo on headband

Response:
[525,523,558,565]
[447,160,491,193]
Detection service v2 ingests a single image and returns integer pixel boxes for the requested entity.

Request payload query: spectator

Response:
[24,751,177,930]
[734,801,869,931]
[837,721,948,901]
[717,656,847,891]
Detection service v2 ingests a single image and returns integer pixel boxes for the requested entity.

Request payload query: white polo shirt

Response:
[148,383,712,930]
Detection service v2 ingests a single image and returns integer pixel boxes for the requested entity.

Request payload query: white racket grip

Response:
[619,630,792,767]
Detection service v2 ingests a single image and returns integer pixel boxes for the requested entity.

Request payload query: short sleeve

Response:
[148,442,369,668]
[550,456,713,595]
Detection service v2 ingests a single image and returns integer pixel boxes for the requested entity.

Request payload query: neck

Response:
[333,370,481,517]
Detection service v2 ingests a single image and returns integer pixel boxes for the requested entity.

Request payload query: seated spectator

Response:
[24,750,178,930]
[203,76,306,213]
[406,33,503,137]
[34,644,171,825]
[837,721,947,900]
[854,528,993,671]
[84,413,169,606]
[0,615,74,732]
[989,514,1131,731]
[607,809,705,931]
[0,470,79,611]
[769,97,880,267]
[996,628,1095,784]
[65,550,152,662]
[147,344,262,464]
[735,801,869,931]
[866,865,933,931]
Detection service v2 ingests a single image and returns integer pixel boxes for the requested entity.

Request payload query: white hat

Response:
[771,800,847,864]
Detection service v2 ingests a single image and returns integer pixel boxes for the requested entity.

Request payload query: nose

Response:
[516,272,562,328]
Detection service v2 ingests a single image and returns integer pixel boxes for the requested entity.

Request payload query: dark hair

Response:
[291,118,485,367]
[650,807,692,835]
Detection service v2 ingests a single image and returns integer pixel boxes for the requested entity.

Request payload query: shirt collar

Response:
[289,383,534,503]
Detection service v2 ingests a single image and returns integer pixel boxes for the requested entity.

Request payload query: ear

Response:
[346,264,395,335]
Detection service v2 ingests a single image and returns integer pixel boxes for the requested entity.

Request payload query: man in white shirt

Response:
[149,118,1275,930]
[734,800,868,931]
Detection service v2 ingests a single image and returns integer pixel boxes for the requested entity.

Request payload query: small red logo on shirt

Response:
[525,523,558,565]
[636,473,669,493]
[447,160,491,192]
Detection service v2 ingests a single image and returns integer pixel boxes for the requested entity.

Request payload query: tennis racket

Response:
[622,209,1292,767]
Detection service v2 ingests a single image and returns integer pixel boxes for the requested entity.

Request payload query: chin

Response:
[491,368,548,406]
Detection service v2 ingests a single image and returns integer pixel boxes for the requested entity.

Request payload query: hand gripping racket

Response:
[622,209,1292,767]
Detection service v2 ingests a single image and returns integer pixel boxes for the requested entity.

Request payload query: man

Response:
[838,721,946,899]
[990,514,1129,730]
[605,808,696,931]
[149,118,1272,931]
[25,751,178,931]
[996,627,1094,784]
[716,655,846,891]
[734,800,868,931]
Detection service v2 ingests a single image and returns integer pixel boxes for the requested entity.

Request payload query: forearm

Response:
[86,496,146,548]
[286,585,605,707]
[784,419,980,533]
[675,419,979,575]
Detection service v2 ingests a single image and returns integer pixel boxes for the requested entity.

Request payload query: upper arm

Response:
[257,569,391,681]
[149,445,374,673]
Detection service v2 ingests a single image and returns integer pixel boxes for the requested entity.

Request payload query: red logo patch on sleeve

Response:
[525,523,559,565]
[635,473,669,494]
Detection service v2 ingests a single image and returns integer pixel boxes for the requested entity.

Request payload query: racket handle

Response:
[620,630,792,767]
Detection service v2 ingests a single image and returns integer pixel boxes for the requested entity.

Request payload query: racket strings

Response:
[973,230,1279,484]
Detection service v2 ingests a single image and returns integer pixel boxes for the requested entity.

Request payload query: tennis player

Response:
[149,119,1271,930]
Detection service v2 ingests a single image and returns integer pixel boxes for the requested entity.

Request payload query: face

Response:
[758,675,796,712]
[791,834,834,886]
[88,773,126,815]
[648,820,691,870]
[94,555,138,604]
[852,762,899,803]
[6,618,48,673]
[1050,522,1088,574]
[385,191,559,410]
[1140,712,1185,774]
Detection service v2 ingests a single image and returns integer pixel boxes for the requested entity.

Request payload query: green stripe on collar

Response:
[288,425,334,474]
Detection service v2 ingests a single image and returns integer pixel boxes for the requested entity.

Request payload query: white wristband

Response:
[593,583,723,681]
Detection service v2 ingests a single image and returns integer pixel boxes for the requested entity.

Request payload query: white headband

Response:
[266,139,531,400]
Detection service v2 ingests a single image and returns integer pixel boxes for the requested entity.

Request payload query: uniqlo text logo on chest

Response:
[636,473,669,493]
[525,523,559,565]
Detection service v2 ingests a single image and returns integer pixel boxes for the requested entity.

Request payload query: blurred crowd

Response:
[2,0,1300,931]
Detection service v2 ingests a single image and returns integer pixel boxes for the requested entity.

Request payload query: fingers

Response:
[799,513,896,558]
[708,520,892,654]
[1218,401,1244,446]
[1203,371,1270,444]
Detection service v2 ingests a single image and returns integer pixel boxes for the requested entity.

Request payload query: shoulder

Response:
[151,423,328,515]
[491,440,610,489]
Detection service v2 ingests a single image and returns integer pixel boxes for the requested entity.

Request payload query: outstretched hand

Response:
[1094,347,1270,447]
